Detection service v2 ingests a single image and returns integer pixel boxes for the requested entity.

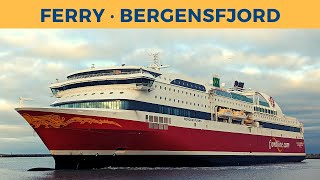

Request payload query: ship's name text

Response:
[40,8,280,23]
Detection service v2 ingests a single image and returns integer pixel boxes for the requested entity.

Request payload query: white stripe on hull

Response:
[50,150,306,156]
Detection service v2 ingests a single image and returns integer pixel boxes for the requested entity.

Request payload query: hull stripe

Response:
[50,150,306,156]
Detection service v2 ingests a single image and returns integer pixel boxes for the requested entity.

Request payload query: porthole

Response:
[120,92,124,94]
[110,92,113,94]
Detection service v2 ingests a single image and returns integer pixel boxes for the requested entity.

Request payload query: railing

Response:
[68,70,142,80]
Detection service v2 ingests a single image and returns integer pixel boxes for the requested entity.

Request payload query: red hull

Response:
[17,109,305,155]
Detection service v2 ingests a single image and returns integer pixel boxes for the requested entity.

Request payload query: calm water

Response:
[0,157,319,180]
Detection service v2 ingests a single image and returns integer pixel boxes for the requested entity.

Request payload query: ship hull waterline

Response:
[16,108,306,169]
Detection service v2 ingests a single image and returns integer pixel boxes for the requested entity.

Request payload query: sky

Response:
[0,29,319,154]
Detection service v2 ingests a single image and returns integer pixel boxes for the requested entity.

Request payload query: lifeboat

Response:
[232,110,247,119]
[217,108,233,118]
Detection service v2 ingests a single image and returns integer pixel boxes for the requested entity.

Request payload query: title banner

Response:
[0,0,319,28]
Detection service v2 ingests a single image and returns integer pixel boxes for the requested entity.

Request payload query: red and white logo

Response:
[269,137,290,152]
[269,97,275,107]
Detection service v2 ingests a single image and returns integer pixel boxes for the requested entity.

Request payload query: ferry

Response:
[16,57,305,169]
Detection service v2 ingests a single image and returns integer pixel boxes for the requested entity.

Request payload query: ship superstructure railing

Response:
[68,69,143,80]
[213,89,253,103]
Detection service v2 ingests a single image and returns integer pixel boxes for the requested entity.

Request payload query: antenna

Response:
[148,52,169,70]
[149,52,160,66]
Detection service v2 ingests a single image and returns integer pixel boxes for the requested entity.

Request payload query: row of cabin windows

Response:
[155,84,208,99]
[55,100,126,109]
[65,91,124,98]
[170,79,206,92]
[52,78,153,92]
[214,98,252,109]
[254,106,277,115]
[155,96,207,108]
[52,100,300,133]
[155,95,252,110]
[254,113,296,125]
[259,122,300,132]
[53,99,211,120]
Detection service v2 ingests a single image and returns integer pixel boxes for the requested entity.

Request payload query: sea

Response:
[0,157,319,180]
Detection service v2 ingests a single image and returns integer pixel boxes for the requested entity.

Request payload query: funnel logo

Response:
[269,137,290,152]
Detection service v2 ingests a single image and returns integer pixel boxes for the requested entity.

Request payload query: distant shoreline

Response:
[0,154,51,157]
[0,154,319,159]
[306,154,320,159]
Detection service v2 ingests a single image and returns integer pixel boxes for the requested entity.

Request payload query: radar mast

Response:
[148,52,169,70]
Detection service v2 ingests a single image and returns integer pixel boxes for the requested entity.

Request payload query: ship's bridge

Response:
[49,66,161,97]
